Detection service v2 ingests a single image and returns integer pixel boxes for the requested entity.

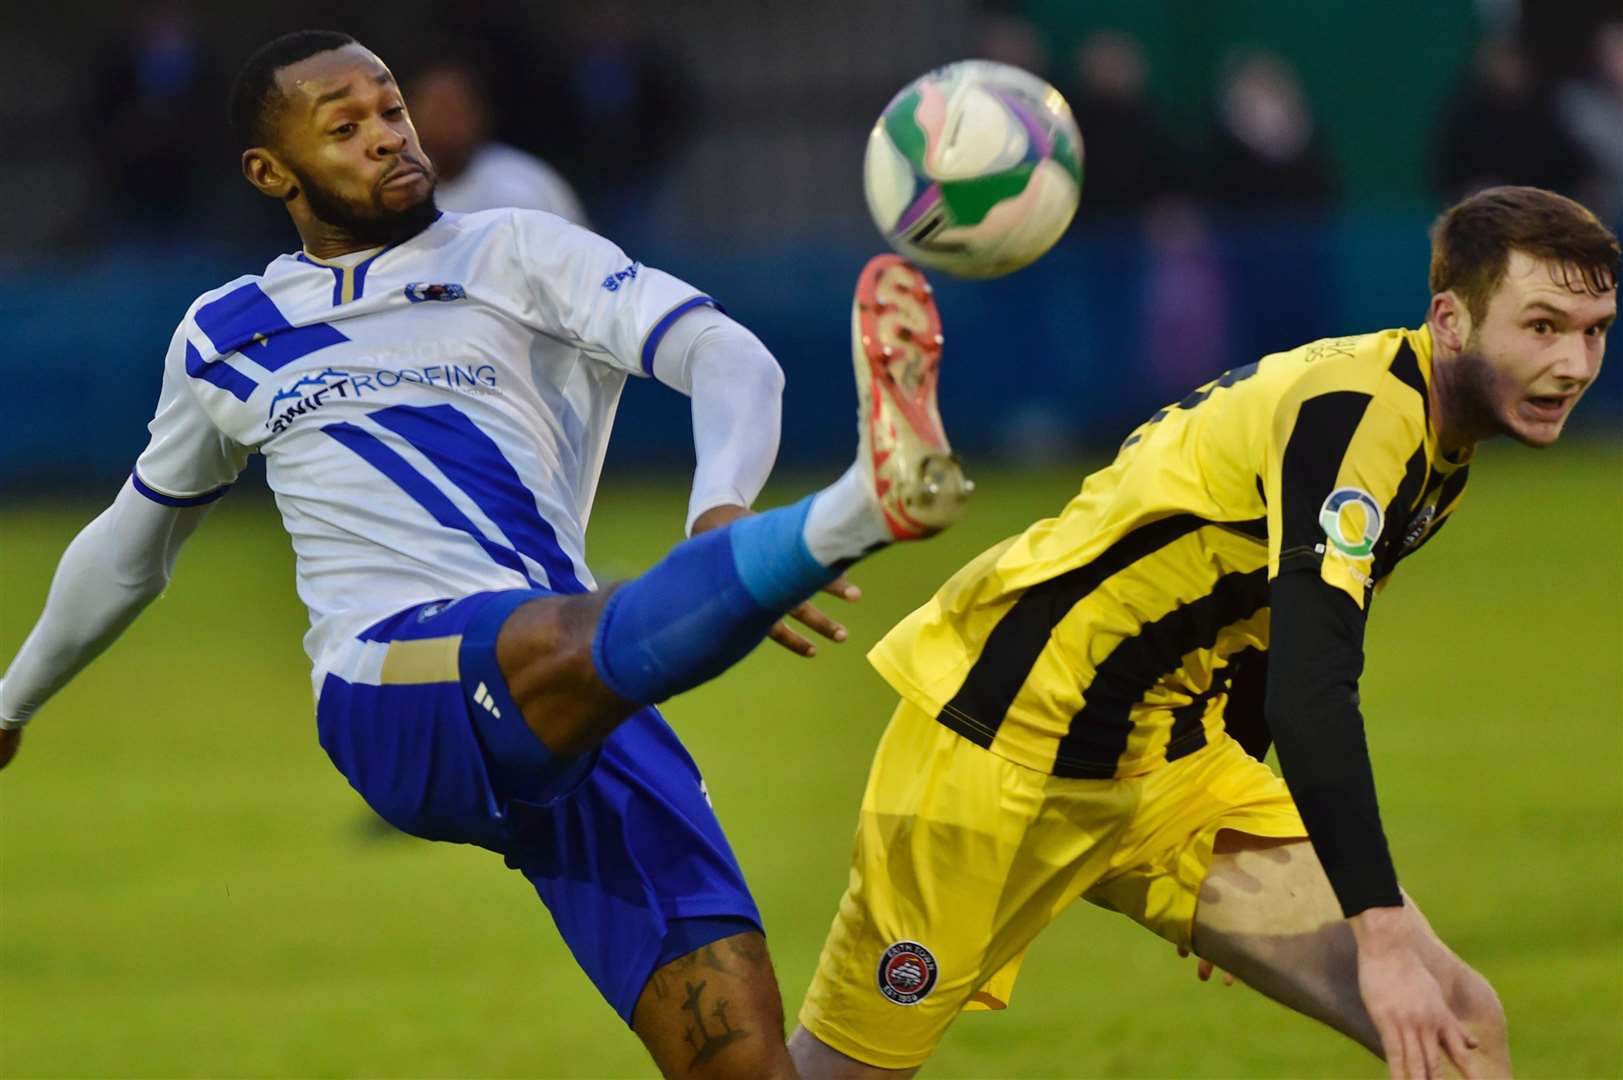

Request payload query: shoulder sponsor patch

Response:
[876,940,939,1006]
[1318,487,1383,558]
[601,260,641,291]
[404,282,466,303]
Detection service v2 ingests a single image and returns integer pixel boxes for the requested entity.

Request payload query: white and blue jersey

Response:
[131,209,762,1022]
[133,209,715,690]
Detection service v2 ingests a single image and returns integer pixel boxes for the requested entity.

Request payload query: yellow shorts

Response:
[799,698,1307,1070]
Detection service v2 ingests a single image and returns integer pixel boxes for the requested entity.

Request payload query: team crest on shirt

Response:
[1317,487,1384,558]
[877,940,939,1005]
[403,282,466,303]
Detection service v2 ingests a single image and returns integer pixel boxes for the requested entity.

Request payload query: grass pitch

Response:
[1,443,1619,1078]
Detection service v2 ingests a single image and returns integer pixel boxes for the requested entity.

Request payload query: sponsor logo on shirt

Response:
[1401,504,1437,551]
[404,282,467,303]
[1318,487,1384,558]
[601,260,641,292]
[265,362,499,433]
[876,940,939,1006]
[1301,336,1360,363]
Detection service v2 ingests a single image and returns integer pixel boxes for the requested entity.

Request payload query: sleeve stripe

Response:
[1388,340,1427,413]
[1276,391,1375,571]
[640,295,718,376]
[184,340,258,402]
[1371,446,1429,574]
[130,470,231,508]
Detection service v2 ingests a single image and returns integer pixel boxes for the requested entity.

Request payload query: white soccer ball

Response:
[864,59,1084,279]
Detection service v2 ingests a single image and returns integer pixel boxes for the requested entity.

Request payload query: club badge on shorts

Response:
[877,940,939,1005]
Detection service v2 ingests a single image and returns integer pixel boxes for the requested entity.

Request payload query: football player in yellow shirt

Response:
[790,186,1618,1079]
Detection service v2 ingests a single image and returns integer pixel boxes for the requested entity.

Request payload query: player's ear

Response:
[1429,290,1470,354]
[242,148,298,202]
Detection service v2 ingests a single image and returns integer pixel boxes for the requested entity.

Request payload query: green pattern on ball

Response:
[939,163,1036,227]
[1052,128,1084,187]
[882,90,931,176]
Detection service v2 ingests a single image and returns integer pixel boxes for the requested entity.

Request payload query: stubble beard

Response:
[292,163,440,248]
[1451,338,1548,448]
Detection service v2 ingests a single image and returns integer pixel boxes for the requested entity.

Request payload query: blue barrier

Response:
[2,211,1616,494]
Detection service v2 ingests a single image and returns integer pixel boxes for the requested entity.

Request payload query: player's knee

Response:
[1452,966,1507,1045]
[790,1025,914,1079]
[706,1044,796,1080]
[496,592,606,680]
[494,591,629,753]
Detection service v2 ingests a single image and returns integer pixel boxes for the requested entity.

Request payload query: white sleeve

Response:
[649,305,785,534]
[133,320,250,503]
[0,481,211,729]
[509,210,717,379]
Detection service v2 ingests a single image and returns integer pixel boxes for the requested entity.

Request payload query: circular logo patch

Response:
[1318,487,1384,558]
[876,940,939,1005]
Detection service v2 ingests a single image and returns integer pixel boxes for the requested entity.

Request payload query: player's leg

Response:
[792,699,1110,1078]
[788,1027,916,1079]
[633,929,796,1079]
[317,602,795,1073]
[1083,733,1509,1077]
[498,254,969,762]
[501,707,793,1078]
[1192,833,1510,1075]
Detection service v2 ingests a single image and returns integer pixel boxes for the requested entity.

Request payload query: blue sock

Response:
[591,497,837,704]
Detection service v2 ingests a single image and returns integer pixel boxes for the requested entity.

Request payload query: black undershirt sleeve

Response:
[1266,569,1402,917]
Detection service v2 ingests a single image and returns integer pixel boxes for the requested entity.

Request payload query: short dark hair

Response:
[230,30,357,151]
[1429,186,1620,322]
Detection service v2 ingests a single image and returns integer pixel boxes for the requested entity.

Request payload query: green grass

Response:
[2,443,1619,1078]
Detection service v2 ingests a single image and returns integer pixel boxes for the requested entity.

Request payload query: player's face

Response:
[1464,250,1614,447]
[270,45,438,244]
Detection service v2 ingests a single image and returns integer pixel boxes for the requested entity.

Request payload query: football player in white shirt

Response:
[0,31,968,1080]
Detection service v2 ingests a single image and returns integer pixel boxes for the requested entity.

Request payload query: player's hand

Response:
[1351,906,1479,1079]
[689,504,860,658]
[1176,945,1235,986]
[0,726,22,771]
[769,575,860,657]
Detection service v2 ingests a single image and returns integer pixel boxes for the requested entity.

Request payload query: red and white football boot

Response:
[850,254,972,539]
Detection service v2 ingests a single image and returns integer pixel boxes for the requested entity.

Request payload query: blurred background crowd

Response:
[1,0,1619,492]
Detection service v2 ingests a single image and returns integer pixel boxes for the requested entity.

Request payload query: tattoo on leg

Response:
[651,943,732,1004]
[679,978,749,1069]
[726,935,768,968]
[697,945,729,975]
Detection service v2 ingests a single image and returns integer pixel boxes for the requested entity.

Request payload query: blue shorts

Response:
[315,589,763,1022]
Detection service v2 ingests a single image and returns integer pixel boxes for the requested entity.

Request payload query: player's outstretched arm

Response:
[653,305,859,656]
[646,304,784,536]
[0,481,211,768]
[1267,571,1478,1078]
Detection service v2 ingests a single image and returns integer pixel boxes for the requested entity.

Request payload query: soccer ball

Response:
[863,60,1084,279]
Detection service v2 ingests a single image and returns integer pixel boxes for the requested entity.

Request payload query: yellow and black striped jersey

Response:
[870,325,1471,780]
